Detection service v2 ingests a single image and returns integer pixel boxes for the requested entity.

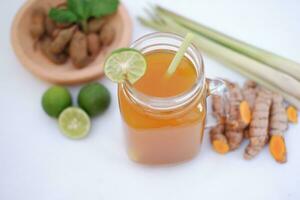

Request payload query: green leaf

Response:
[49,0,119,24]
[67,0,88,20]
[49,8,78,23]
[88,0,119,18]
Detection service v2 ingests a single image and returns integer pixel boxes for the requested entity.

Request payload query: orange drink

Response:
[118,33,225,164]
[133,50,197,97]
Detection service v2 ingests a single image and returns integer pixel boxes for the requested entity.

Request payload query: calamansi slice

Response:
[58,107,91,139]
[104,48,147,84]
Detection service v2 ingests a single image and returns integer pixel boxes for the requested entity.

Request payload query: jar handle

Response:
[205,78,228,128]
[206,78,227,97]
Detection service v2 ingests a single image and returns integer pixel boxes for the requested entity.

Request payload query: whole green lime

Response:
[78,83,111,117]
[42,86,72,118]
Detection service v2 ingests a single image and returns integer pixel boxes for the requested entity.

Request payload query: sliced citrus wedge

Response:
[58,107,91,139]
[104,48,147,84]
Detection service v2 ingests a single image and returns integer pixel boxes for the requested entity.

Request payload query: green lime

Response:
[104,48,147,84]
[58,107,91,139]
[78,83,111,117]
[42,86,72,118]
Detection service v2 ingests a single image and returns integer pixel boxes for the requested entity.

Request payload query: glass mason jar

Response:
[118,32,226,164]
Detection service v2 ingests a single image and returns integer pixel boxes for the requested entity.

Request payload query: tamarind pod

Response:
[99,24,115,46]
[51,28,60,38]
[40,37,68,65]
[55,22,73,29]
[87,33,101,56]
[30,8,46,40]
[50,26,77,54]
[70,31,89,68]
[45,17,56,37]
[88,18,106,33]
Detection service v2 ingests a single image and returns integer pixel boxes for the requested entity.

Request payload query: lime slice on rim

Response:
[58,107,91,139]
[104,48,147,84]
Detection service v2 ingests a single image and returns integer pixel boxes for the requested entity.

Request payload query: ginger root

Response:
[269,135,287,163]
[242,80,258,110]
[240,101,252,125]
[209,95,229,154]
[210,124,229,154]
[225,82,251,150]
[269,94,288,163]
[286,106,298,123]
[209,80,293,163]
[244,89,272,160]
[242,81,257,140]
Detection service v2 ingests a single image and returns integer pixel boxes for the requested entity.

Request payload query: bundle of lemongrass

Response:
[138,6,300,109]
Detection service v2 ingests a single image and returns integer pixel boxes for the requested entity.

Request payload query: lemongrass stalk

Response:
[166,33,195,76]
[156,6,300,81]
[220,60,300,109]
[138,16,300,108]
[141,14,300,99]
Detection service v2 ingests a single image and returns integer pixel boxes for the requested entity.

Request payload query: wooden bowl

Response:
[11,0,132,85]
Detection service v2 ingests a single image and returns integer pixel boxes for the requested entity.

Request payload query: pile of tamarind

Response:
[210,80,298,164]
[30,5,115,68]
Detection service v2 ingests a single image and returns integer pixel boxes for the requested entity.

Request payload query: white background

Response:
[1,0,300,199]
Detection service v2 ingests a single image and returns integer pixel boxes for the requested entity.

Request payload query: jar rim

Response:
[122,32,205,111]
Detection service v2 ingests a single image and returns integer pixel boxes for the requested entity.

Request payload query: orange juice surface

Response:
[118,50,206,164]
[133,50,197,97]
